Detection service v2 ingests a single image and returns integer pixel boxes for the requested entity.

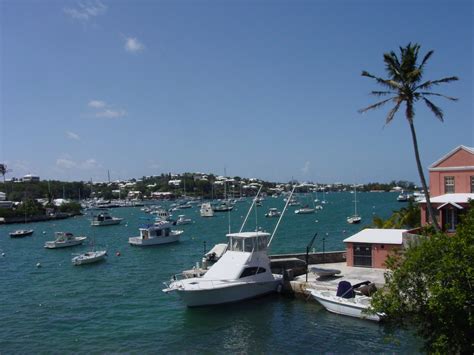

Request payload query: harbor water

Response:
[0,192,421,353]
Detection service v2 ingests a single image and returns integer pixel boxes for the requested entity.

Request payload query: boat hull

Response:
[91,218,122,226]
[72,251,107,265]
[174,279,281,307]
[44,239,85,249]
[9,230,34,238]
[311,290,381,321]
[129,233,181,246]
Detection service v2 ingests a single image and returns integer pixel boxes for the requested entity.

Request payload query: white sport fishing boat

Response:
[129,220,183,246]
[91,212,123,226]
[200,202,214,217]
[163,231,282,307]
[163,185,296,307]
[72,250,107,266]
[44,232,87,249]
[310,281,383,322]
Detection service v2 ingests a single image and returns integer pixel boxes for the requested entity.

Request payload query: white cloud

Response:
[124,37,145,53]
[56,156,101,170]
[66,131,81,141]
[64,1,107,22]
[88,100,107,108]
[95,109,126,119]
[301,161,310,175]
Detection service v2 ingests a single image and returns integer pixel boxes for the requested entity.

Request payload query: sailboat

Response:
[347,185,362,224]
[295,191,315,214]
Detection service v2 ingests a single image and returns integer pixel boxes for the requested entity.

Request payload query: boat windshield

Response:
[229,235,268,252]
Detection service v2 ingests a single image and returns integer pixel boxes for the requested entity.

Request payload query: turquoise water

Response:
[1,192,421,353]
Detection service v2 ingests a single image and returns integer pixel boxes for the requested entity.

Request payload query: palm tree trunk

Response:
[408,121,441,232]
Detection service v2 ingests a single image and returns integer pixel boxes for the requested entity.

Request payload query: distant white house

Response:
[168,179,181,187]
[23,174,40,182]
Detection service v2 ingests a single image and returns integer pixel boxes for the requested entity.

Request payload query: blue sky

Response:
[1,0,472,184]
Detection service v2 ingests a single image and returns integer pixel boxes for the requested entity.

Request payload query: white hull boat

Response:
[295,207,315,214]
[9,229,34,238]
[45,232,87,249]
[176,215,192,225]
[347,185,362,224]
[200,202,214,217]
[310,289,381,321]
[164,231,282,307]
[72,250,107,265]
[129,220,183,246]
[172,278,282,307]
[91,212,123,226]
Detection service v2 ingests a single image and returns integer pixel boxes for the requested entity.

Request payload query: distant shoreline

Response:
[0,212,82,225]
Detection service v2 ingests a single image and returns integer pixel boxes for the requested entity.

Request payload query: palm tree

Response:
[0,163,11,184]
[360,43,458,232]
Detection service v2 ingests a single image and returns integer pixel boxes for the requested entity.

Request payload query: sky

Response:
[1,0,472,184]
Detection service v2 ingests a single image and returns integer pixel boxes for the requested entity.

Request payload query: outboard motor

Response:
[336,281,354,298]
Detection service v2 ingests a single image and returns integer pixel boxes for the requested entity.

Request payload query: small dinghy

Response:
[310,281,383,322]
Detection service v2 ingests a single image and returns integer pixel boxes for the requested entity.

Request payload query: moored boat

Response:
[310,281,382,322]
[200,202,214,217]
[129,220,183,246]
[265,208,281,218]
[44,232,87,249]
[72,250,107,266]
[9,229,34,238]
[163,231,282,307]
[91,212,123,226]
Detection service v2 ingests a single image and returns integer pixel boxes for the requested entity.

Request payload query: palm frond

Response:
[361,71,401,90]
[385,100,402,124]
[419,50,434,71]
[359,97,396,113]
[371,91,395,96]
[415,76,459,90]
[383,52,401,79]
[423,97,444,122]
[420,92,458,101]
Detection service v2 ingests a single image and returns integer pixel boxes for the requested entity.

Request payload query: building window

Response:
[471,176,474,193]
[444,176,455,193]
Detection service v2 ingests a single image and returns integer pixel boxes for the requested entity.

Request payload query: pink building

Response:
[421,145,474,232]
[343,229,414,268]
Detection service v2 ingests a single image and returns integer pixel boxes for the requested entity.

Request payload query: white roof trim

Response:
[419,193,474,204]
[343,228,407,245]
[429,166,474,172]
[437,202,464,210]
[430,145,474,168]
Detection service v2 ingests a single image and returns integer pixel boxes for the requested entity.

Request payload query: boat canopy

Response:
[226,232,270,252]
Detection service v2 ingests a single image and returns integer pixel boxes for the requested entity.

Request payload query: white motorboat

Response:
[200,202,214,217]
[91,212,123,226]
[213,201,234,212]
[347,185,362,224]
[163,231,283,307]
[176,215,192,225]
[44,232,87,249]
[151,208,172,221]
[265,208,281,218]
[9,229,34,238]
[72,250,107,266]
[295,206,315,214]
[397,192,409,202]
[310,281,382,322]
[129,220,183,246]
